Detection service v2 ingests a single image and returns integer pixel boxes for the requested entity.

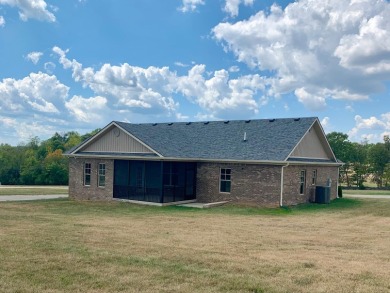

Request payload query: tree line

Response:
[0,129,99,185]
[327,132,390,188]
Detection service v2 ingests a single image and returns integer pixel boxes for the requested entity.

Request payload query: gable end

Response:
[288,120,336,161]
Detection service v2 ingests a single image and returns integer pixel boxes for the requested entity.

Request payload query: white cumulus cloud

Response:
[177,65,265,118]
[65,95,109,123]
[0,0,56,22]
[0,15,5,27]
[224,0,254,17]
[213,0,390,111]
[53,46,266,120]
[26,51,43,65]
[348,113,390,142]
[0,72,68,115]
[179,0,205,12]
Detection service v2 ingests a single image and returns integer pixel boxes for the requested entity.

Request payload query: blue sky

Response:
[0,0,389,145]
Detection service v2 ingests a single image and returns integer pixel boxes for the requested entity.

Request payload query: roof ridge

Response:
[114,117,318,126]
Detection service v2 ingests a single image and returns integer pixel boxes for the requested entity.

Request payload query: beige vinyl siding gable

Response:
[289,124,332,160]
[80,126,154,154]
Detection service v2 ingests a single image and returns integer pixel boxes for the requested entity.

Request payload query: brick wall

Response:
[283,165,339,205]
[196,162,282,207]
[68,158,114,200]
[196,162,339,207]
[68,158,339,206]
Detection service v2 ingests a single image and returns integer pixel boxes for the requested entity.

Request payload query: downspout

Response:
[280,163,289,207]
[337,167,340,198]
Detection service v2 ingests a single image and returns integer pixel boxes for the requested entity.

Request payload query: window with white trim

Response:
[300,170,306,194]
[220,168,231,193]
[98,163,106,187]
[84,163,91,186]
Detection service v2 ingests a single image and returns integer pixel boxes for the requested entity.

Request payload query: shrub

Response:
[338,186,343,198]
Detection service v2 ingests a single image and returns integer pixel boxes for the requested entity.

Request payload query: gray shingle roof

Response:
[115,117,317,161]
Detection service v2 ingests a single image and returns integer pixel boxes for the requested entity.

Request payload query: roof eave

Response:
[64,153,342,166]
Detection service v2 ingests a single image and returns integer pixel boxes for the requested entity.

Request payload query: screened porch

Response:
[113,160,196,203]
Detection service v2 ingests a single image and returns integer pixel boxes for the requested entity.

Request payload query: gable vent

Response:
[294,118,301,121]
[224,120,229,124]
[269,119,275,122]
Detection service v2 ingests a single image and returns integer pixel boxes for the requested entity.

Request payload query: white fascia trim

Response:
[64,153,342,166]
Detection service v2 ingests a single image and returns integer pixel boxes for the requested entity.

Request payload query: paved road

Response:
[343,194,390,199]
[0,194,68,202]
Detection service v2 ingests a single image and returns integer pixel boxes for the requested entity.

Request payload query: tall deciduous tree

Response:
[368,142,390,187]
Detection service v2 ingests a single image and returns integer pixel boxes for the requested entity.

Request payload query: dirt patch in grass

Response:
[0,198,389,292]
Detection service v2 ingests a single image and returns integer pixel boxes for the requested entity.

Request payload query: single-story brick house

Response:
[65,117,341,206]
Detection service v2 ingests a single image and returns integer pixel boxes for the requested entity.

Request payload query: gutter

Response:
[280,163,289,207]
[63,153,342,167]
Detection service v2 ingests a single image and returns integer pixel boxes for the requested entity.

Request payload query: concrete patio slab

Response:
[178,201,229,208]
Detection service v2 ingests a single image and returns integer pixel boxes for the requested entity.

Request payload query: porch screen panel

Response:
[144,161,161,202]
[113,160,130,199]
[185,163,196,200]
[129,161,145,201]
[162,162,195,203]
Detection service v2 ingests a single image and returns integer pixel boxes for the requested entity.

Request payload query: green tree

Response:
[327,132,354,186]
[20,149,43,184]
[42,149,68,185]
[368,142,389,187]
[383,163,390,187]
[0,144,24,184]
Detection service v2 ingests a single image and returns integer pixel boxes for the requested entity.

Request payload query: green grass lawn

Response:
[342,189,390,196]
[0,186,68,196]
[0,198,389,293]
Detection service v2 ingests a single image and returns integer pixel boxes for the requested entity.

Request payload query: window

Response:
[312,170,317,185]
[220,168,231,193]
[98,163,106,187]
[84,163,91,186]
[300,170,306,194]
